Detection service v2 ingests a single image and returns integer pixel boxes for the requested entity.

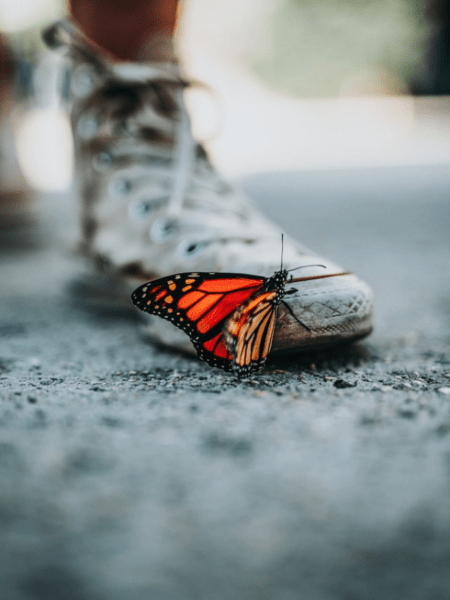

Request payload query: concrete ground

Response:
[1,164,450,600]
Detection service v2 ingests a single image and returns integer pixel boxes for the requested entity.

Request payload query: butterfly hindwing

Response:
[224,290,280,376]
[131,272,266,370]
[191,331,233,372]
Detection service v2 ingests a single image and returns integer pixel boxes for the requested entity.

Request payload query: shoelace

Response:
[91,67,263,260]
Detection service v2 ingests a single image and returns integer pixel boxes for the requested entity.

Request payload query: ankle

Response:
[69,0,179,61]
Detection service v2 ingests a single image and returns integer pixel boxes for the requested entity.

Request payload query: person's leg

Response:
[69,0,179,60]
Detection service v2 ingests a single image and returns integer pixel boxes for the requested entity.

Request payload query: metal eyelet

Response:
[128,197,164,222]
[176,238,209,259]
[92,151,113,172]
[149,216,179,243]
[71,64,96,98]
[77,115,98,140]
[109,178,132,199]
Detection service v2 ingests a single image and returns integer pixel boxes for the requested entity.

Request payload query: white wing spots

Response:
[175,275,181,279]
[142,286,148,292]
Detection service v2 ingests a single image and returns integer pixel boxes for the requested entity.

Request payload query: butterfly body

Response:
[131,269,291,376]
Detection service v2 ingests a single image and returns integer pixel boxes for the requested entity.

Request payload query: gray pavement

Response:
[1,164,450,600]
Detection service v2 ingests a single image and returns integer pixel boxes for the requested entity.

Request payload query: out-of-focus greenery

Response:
[251,0,429,96]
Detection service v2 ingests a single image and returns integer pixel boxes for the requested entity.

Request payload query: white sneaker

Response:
[44,19,373,356]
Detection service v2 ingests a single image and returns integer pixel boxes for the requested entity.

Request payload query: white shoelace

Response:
[94,66,257,250]
[168,88,195,217]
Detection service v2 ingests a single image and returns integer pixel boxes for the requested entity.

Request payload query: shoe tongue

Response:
[136,34,177,64]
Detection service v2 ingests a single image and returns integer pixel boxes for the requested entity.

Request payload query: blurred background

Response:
[1,7,450,598]
[1,0,449,192]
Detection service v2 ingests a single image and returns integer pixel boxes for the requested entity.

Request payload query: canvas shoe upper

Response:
[44,19,373,355]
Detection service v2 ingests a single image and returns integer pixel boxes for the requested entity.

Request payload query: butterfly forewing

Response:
[131,272,266,370]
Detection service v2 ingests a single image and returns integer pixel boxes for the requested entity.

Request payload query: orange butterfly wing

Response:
[131,272,265,371]
[224,291,279,376]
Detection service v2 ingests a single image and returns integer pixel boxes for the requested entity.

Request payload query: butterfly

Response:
[131,266,350,377]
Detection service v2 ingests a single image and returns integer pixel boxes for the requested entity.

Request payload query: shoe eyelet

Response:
[71,64,96,98]
[149,216,179,243]
[128,197,164,222]
[77,115,98,140]
[176,239,209,259]
[109,178,132,199]
[92,151,113,171]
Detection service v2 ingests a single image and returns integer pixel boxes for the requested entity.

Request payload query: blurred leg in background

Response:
[69,0,180,60]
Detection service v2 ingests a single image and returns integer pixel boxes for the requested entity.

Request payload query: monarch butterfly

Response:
[131,267,350,376]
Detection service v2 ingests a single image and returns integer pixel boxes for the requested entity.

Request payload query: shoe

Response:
[44,19,373,357]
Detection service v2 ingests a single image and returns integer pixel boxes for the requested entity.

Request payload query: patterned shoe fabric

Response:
[44,19,373,355]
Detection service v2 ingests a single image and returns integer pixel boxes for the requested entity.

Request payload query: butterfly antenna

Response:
[287,264,326,273]
[281,233,284,271]
[289,271,352,284]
